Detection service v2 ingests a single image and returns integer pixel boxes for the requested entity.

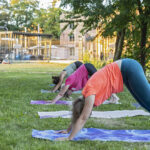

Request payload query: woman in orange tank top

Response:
[55,58,150,141]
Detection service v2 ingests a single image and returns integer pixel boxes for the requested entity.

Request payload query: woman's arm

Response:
[51,85,70,103]
[52,71,66,92]
[68,95,95,140]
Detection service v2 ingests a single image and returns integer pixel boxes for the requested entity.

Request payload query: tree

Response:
[33,8,62,38]
[0,0,10,28]
[60,0,150,71]
[5,0,61,38]
[125,0,150,71]
[60,0,129,61]
[10,0,39,31]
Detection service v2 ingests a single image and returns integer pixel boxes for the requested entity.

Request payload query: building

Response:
[0,31,52,61]
[59,14,116,61]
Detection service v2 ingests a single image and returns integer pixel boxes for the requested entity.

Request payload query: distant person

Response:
[2,59,10,64]
[100,52,104,60]
[109,49,114,60]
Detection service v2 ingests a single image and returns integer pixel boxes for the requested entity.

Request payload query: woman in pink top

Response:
[51,63,97,104]
[55,58,150,141]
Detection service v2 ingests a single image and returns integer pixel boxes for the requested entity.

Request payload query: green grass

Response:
[0,63,150,150]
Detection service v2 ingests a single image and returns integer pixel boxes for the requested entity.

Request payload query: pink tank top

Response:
[65,64,88,91]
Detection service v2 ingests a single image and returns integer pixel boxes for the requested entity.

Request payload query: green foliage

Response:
[120,0,150,70]
[82,50,90,63]
[60,0,150,71]
[0,0,10,27]
[9,0,39,31]
[83,50,112,69]
[0,0,61,38]
[33,8,62,38]
[60,0,106,33]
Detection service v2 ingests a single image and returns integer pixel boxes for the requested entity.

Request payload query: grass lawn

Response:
[0,63,150,150]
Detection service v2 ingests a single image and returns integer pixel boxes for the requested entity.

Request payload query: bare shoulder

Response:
[115,60,122,70]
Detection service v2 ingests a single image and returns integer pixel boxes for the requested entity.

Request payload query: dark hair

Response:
[52,76,60,85]
[63,90,70,98]
[72,97,85,124]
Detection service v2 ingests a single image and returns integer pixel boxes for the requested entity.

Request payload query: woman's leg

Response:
[74,61,83,68]
[123,76,145,107]
[121,59,150,111]
[84,63,97,76]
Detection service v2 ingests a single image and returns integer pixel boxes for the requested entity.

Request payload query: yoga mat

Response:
[41,89,59,93]
[30,100,72,105]
[132,103,141,108]
[50,84,55,86]
[32,128,150,142]
[41,89,82,94]
[38,110,150,119]
[30,99,120,106]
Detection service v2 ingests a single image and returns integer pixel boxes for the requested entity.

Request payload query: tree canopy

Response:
[60,0,150,71]
[0,0,10,28]
[0,0,61,38]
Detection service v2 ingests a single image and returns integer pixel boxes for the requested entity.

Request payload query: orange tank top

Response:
[82,62,123,106]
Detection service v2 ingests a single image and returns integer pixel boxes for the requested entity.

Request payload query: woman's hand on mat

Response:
[56,130,68,134]
[55,137,69,141]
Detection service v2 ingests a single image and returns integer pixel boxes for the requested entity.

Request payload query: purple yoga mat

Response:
[30,100,72,105]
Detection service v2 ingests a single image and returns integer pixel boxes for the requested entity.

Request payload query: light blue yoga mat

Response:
[50,84,55,86]
[32,128,150,142]
[41,89,59,93]
[41,89,82,94]
[132,103,141,108]
[30,100,72,105]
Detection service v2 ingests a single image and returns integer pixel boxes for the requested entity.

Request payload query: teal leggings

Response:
[121,58,150,112]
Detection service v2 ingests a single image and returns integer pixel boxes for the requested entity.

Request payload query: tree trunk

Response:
[113,28,126,61]
[136,0,149,72]
[140,21,147,72]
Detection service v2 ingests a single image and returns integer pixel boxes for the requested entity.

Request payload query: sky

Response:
[7,0,70,10]
[38,0,60,9]
[7,0,60,9]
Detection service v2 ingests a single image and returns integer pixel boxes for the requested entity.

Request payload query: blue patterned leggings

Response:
[121,58,150,112]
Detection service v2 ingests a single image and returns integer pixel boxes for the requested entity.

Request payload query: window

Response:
[69,34,74,41]
[69,23,74,29]
[70,47,75,56]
